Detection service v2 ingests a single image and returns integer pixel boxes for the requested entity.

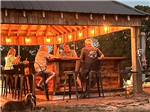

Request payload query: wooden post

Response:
[131,27,143,94]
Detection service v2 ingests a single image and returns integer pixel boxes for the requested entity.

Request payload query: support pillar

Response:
[131,27,143,94]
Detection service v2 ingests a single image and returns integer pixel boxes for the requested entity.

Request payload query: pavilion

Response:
[1,1,149,94]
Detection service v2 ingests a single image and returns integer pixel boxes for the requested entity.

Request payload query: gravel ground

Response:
[1,89,150,112]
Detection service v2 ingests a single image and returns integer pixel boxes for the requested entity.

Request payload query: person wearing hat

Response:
[79,39,104,98]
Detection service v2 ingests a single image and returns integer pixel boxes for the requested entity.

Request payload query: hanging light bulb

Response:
[68,34,72,40]
[46,37,51,43]
[78,32,83,38]
[58,37,62,43]
[6,37,11,43]
[25,37,31,43]
[104,25,109,33]
[91,29,95,35]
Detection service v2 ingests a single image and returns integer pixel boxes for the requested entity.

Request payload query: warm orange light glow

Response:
[58,37,62,43]
[46,38,51,43]
[68,35,72,40]
[78,32,83,37]
[91,29,95,35]
[5,37,12,43]
[104,26,109,33]
[25,37,31,43]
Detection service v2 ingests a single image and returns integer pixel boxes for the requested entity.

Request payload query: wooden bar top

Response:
[48,57,127,62]
[99,57,128,60]
[47,57,80,62]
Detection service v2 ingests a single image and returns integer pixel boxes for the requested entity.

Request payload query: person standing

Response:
[79,39,104,98]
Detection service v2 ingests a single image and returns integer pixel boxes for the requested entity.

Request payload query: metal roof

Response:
[1,1,148,16]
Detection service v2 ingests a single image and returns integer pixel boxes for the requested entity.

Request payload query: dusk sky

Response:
[117,0,150,7]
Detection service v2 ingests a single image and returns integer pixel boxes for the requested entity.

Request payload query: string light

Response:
[46,37,51,43]
[6,37,11,43]
[91,29,95,35]
[58,37,62,43]
[78,32,83,37]
[25,37,31,43]
[68,34,72,40]
[104,26,109,33]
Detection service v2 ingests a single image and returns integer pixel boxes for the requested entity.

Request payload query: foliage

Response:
[135,5,150,65]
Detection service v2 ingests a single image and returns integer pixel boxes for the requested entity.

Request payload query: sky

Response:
[117,0,150,7]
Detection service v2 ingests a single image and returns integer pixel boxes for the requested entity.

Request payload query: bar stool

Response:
[13,64,29,100]
[63,71,78,100]
[1,69,14,97]
[35,71,50,101]
[87,70,104,97]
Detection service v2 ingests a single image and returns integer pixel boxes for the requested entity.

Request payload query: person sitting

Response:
[4,47,20,71]
[79,39,104,98]
[34,46,56,90]
[60,44,82,88]
[4,47,20,93]
[60,44,77,58]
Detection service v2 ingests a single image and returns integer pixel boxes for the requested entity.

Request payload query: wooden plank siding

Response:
[1,9,144,26]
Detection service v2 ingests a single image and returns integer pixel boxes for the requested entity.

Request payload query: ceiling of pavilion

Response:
[1,24,129,45]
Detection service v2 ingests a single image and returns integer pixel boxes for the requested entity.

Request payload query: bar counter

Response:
[46,57,128,92]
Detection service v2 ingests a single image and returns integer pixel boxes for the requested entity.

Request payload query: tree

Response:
[135,5,150,66]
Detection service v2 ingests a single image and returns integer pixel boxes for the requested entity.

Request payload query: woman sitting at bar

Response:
[4,47,20,71]
[79,39,104,98]
[34,45,56,90]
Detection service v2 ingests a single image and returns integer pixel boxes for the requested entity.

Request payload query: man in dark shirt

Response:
[79,39,104,98]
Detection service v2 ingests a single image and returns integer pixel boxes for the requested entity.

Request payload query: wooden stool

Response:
[88,70,104,97]
[63,71,78,100]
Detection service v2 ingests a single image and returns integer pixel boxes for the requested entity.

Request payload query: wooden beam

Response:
[131,27,143,94]
[17,25,22,36]
[51,25,64,34]
[49,25,61,35]
[8,24,12,36]
[63,26,72,33]
[57,26,68,34]
[1,10,143,26]
[70,26,78,31]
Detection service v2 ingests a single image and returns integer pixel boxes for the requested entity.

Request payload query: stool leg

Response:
[63,73,67,100]
[32,74,36,95]
[9,76,15,97]
[68,75,72,100]
[28,75,33,93]
[42,73,49,101]
[4,76,9,97]
[86,72,92,97]
[24,77,28,95]
[19,76,24,100]
[14,76,18,99]
[99,72,104,97]
[96,73,101,97]
[1,75,4,96]
[73,73,78,100]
